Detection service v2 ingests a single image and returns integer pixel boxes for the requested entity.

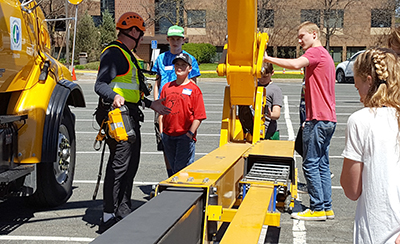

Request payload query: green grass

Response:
[199,63,218,71]
[200,73,224,78]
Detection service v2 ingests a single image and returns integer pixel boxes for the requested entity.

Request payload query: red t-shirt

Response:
[160,81,207,136]
[302,46,337,122]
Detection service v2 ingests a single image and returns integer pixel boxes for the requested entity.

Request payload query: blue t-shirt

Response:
[151,50,201,98]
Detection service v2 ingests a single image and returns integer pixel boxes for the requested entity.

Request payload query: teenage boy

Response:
[152,25,201,177]
[264,21,336,221]
[159,53,206,174]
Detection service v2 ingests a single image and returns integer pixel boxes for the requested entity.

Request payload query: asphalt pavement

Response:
[0,72,362,243]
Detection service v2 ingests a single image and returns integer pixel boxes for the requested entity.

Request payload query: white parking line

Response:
[284,95,295,141]
[0,236,94,242]
[293,220,307,244]
[284,95,308,244]
[74,180,159,185]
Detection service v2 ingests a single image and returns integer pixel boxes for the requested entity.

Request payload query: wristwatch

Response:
[187,131,195,137]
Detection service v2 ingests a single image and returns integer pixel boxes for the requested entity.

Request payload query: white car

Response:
[335,50,365,83]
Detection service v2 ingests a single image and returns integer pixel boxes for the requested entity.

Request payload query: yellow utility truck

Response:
[0,0,85,207]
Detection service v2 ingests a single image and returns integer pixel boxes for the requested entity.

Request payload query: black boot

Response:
[98,216,119,234]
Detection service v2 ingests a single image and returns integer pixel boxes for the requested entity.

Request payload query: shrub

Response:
[182,43,216,63]
[100,10,116,47]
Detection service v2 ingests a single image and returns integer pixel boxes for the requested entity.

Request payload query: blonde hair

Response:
[388,27,400,49]
[353,48,400,130]
[298,21,320,39]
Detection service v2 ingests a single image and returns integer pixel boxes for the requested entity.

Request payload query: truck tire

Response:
[29,106,76,207]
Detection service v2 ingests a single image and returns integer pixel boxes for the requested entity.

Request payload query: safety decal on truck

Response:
[10,17,22,51]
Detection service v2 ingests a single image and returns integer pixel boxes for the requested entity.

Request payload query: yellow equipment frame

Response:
[93,0,297,243]
[156,0,297,242]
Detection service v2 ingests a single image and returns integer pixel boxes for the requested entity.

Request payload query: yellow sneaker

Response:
[291,209,327,221]
[325,210,335,219]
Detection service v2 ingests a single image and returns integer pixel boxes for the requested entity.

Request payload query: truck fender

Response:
[41,79,85,163]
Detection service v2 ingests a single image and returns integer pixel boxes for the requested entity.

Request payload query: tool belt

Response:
[107,105,136,142]
[94,99,142,150]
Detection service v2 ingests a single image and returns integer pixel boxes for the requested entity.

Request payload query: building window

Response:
[258,9,274,28]
[155,0,184,35]
[277,46,296,58]
[301,9,320,26]
[101,0,115,19]
[323,9,344,28]
[371,9,392,27]
[54,16,66,31]
[330,47,342,63]
[92,16,102,27]
[187,10,206,28]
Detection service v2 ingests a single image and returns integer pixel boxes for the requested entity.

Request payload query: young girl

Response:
[340,48,400,244]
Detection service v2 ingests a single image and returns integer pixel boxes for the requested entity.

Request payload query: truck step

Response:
[0,165,34,183]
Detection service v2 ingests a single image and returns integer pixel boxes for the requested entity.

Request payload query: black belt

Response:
[125,102,144,123]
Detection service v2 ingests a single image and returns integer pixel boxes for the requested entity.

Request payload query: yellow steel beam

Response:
[219,86,251,146]
[159,143,252,187]
[225,0,257,105]
[216,0,269,107]
[220,185,278,244]
[264,212,281,226]
[252,86,266,143]
[219,86,231,146]
[209,206,280,226]
[291,168,299,206]
[220,208,237,222]
[245,139,295,158]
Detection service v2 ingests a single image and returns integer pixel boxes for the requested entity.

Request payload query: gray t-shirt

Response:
[261,82,282,135]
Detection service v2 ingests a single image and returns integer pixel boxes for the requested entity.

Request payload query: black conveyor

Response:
[91,188,204,244]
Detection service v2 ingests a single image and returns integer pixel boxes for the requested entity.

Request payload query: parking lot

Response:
[0,73,362,243]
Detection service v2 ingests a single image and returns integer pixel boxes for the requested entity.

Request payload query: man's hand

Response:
[113,94,125,108]
[396,233,400,244]
[151,98,171,115]
[263,50,271,63]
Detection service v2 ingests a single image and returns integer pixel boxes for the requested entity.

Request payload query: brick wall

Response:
[113,0,394,62]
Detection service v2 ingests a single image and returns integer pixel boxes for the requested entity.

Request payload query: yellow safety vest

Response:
[103,44,141,103]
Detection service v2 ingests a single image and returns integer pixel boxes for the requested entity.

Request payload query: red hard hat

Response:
[116,12,146,32]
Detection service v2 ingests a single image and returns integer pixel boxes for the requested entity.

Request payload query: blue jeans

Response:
[302,120,336,211]
[162,133,195,174]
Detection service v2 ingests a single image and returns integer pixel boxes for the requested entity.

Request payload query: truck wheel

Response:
[29,106,76,207]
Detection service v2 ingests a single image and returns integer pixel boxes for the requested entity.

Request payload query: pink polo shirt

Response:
[302,46,337,122]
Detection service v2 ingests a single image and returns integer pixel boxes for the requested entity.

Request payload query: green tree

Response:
[74,11,100,62]
[100,9,116,47]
